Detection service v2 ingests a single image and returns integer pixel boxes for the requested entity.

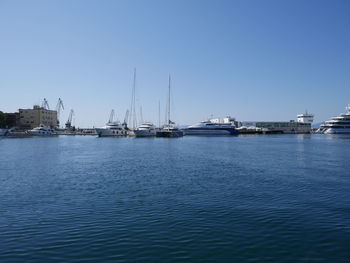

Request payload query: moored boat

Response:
[95,122,127,137]
[320,104,350,134]
[135,122,157,137]
[183,116,239,136]
[26,126,56,136]
[156,124,184,137]
[155,76,183,138]
[95,110,128,137]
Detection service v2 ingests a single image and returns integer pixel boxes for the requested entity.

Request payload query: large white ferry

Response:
[183,116,239,136]
[135,122,157,137]
[320,104,350,134]
[26,126,56,136]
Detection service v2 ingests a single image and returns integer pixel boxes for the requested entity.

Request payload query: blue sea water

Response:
[0,134,349,263]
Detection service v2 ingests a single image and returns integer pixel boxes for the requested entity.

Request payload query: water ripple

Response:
[0,135,350,262]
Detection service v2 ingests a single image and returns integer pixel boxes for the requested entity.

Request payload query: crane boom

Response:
[55,98,64,127]
[42,98,50,110]
[123,109,129,129]
[109,109,115,123]
[65,109,74,129]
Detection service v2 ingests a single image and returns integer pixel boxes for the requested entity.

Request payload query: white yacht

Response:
[134,122,157,137]
[95,121,127,137]
[320,104,350,134]
[26,126,56,136]
[183,116,239,136]
[95,110,127,137]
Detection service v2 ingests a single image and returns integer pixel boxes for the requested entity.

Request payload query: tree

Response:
[0,111,6,128]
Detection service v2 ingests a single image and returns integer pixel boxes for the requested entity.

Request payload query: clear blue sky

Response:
[1,0,349,127]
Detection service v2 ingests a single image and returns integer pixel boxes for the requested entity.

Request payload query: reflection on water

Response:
[326,134,350,140]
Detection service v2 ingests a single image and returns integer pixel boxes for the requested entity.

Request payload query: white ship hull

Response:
[184,117,239,136]
[95,128,127,137]
[26,130,55,136]
[324,128,350,134]
[183,129,236,136]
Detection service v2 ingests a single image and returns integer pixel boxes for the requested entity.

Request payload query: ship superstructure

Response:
[320,105,350,134]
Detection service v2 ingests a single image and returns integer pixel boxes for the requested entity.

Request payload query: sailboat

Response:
[156,76,184,138]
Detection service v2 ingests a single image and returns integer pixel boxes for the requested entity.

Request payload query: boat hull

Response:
[26,131,56,136]
[323,128,350,134]
[183,128,239,136]
[95,128,127,137]
[134,129,156,137]
[156,130,184,138]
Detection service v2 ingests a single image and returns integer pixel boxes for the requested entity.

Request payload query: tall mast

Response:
[158,100,160,128]
[168,75,171,125]
[129,68,137,129]
[133,68,137,129]
[139,106,143,124]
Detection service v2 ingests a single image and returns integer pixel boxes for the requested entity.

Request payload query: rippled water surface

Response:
[1,135,350,262]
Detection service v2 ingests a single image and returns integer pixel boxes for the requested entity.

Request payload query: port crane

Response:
[108,109,115,123]
[55,98,64,127]
[123,109,129,129]
[42,98,50,110]
[65,109,75,130]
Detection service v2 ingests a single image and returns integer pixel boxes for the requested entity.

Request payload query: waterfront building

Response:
[255,120,312,133]
[240,113,314,134]
[19,105,58,130]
